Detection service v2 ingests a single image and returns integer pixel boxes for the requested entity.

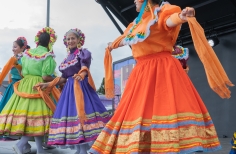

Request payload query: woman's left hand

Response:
[33,82,49,91]
[73,74,83,81]
[179,7,195,21]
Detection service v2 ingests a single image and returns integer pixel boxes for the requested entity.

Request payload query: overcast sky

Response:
[0,0,132,88]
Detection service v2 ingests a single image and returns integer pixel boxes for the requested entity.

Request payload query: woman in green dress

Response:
[0,27,57,154]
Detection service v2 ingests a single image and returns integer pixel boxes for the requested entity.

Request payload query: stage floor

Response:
[0,138,232,154]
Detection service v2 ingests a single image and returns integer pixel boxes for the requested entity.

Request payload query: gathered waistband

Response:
[135,51,172,62]
[23,75,42,78]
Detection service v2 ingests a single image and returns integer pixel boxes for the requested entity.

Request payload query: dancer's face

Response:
[134,0,144,12]
[12,42,24,56]
[66,32,80,49]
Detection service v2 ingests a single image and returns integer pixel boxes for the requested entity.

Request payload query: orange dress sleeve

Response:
[158,4,182,30]
[158,4,182,45]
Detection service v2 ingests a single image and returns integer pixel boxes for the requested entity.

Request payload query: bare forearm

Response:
[108,38,125,51]
[80,66,88,76]
[42,76,54,82]
[166,13,186,28]
[56,77,67,86]
[34,77,67,90]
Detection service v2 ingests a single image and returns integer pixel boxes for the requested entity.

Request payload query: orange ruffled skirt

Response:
[90,51,221,154]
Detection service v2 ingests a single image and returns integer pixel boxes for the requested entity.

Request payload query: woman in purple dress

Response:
[36,28,111,154]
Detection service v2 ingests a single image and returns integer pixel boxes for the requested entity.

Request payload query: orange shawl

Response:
[0,57,20,85]
[104,35,126,98]
[104,17,234,99]
[187,17,234,98]
[73,67,96,125]
[104,23,134,99]
[14,77,60,112]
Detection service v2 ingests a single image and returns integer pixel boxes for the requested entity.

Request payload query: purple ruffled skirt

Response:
[48,77,111,146]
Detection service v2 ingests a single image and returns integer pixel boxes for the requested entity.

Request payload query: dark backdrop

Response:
[186,32,236,137]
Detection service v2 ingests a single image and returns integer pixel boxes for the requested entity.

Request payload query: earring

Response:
[145,5,150,11]
[77,44,81,49]
[66,47,70,52]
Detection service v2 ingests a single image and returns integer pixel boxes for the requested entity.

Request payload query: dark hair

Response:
[26,45,31,49]
[15,39,24,48]
[38,32,50,47]
[151,0,164,5]
[14,40,31,51]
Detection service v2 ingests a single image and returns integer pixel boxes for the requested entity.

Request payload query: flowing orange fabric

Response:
[104,22,134,98]
[73,67,96,124]
[14,77,60,112]
[0,57,17,85]
[187,17,234,98]
[104,35,127,98]
[51,86,60,102]
[91,52,221,153]
[39,77,61,103]
[35,77,60,112]
[78,67,96,91]
[74,80,86,125]
[14,82,41,98]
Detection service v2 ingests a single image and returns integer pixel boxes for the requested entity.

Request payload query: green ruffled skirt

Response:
[0,75,53,136]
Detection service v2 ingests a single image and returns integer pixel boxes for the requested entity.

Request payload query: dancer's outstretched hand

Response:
[180,7,195,21]
[107,42,113,51]
[33,82,49,91]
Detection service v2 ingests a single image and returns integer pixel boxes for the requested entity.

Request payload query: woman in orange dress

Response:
[89,0,234,153]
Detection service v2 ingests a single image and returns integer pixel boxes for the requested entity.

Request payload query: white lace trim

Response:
[59,51,81,71]
[23,50,55,61]
[123,2,168,45]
